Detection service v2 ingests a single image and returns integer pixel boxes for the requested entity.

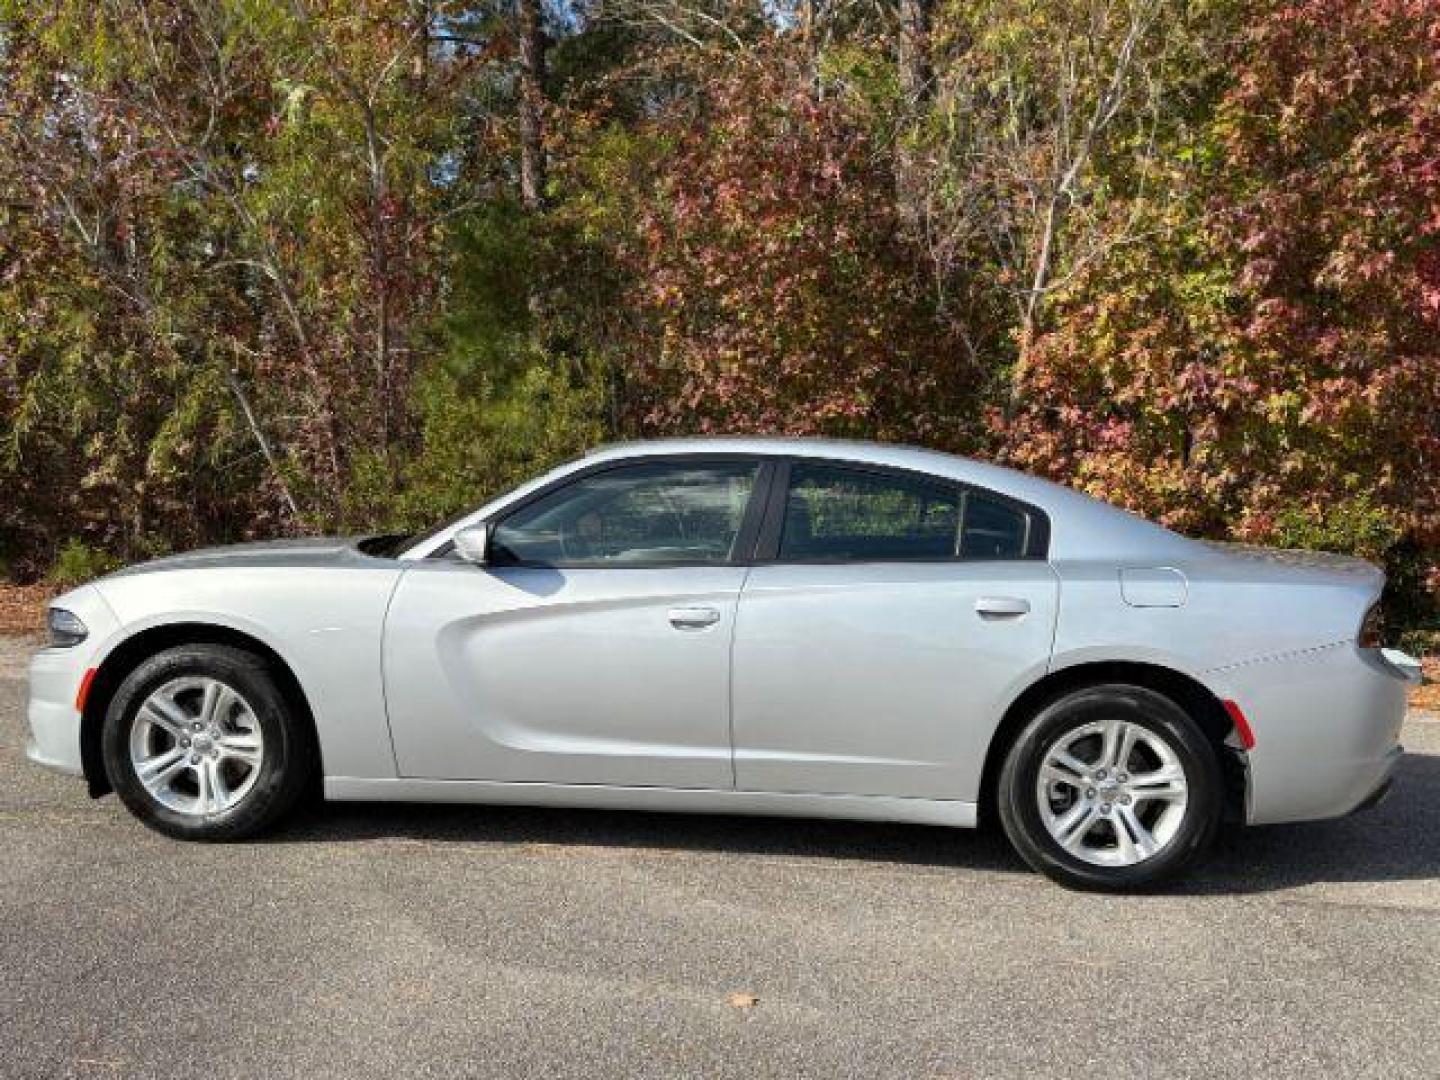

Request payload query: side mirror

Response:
[453,523,490,565]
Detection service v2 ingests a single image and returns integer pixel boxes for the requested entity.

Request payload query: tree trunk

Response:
[895,0,933,232]
[517,0,547,213]
[224,365,303,522]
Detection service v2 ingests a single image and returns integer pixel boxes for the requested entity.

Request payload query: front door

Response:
[383,458,765,788]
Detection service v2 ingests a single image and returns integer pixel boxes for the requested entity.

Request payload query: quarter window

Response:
[489,462,759,566]
[960,491,1029,559]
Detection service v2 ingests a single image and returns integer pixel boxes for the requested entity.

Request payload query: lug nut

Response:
[1085,788,1096,800]
[190,753,201,764]
[1099,803,1111,814]
[1120,794,1132,805]
[1095,769,1107,781]
[180,738,190,749]
[192,722,202,732]
[1118,772,1129,783]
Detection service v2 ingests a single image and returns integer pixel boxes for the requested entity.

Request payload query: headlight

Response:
[47,608,89,648]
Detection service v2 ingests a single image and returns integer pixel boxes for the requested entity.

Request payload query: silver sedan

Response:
[26,438,1421,889]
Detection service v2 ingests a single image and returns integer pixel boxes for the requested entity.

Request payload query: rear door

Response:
[384,457,769,788]
[731,460,1059,801]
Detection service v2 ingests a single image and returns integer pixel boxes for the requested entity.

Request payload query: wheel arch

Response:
[979,660,1248,827]
[80,622,320,798]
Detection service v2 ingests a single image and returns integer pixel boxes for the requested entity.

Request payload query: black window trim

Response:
[427,451,1050,568]
[751,457,1050,564]
[434,453,777,569]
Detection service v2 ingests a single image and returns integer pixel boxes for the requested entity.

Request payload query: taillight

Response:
[1358,603,1384,649]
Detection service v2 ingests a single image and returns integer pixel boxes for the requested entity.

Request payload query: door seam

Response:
[376,565,410,777]
[726,565,756,788]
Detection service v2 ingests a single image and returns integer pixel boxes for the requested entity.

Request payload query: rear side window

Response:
[779,465,962,561]
[777,464,1034,562]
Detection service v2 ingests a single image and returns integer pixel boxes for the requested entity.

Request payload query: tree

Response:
[572,41,985,444]
[894,0,934,230]
[0,0,459,558]
[516,0,548,212]
[922,0,1200,394]
[1007,0,1440,640]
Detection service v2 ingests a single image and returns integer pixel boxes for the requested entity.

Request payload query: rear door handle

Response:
[975,596,1030,618]
[668,606,721,630]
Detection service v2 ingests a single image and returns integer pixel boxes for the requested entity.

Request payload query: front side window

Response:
[778,464,1032,561]
[489,461,759,566]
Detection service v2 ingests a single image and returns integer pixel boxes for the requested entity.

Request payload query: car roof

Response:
[587,436,1034,493]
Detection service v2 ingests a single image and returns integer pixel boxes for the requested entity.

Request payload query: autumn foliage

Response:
[1007,0,1440,634]
[613,48,981,443]
[0,0,1436,646]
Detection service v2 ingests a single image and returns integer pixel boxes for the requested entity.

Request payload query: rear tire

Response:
[997,684,1221,891]
[102,644,315,841]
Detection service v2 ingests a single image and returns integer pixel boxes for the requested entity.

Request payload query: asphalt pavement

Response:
[2,635,1438,1079]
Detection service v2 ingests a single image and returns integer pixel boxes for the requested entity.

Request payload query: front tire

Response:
[102,644,315,841]
[997,684,1221,891]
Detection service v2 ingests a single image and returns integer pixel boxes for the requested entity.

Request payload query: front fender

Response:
[92,568,403,780]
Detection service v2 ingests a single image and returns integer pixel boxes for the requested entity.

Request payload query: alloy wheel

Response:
[1035,717,1190,867]
[127,676,266,816]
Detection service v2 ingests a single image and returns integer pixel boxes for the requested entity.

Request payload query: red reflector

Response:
[75,668,97,713]
[1223,699,1256,750]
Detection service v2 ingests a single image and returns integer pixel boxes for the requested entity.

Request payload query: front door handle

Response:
[668,606,721,630]
[975,596,1031,618]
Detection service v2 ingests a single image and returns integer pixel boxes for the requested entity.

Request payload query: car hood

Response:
[105,536,371,577]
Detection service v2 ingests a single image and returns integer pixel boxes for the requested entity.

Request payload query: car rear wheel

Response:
[102,644,315,841]
[997,684,1222,891]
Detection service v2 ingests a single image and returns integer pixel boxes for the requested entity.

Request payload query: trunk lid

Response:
[1201,541,1384,590]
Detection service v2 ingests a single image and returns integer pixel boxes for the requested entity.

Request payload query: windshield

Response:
[391,471,557,558]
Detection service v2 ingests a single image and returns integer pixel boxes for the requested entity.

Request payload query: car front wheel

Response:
[997,684,1222,891]
[102,644,314,841]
